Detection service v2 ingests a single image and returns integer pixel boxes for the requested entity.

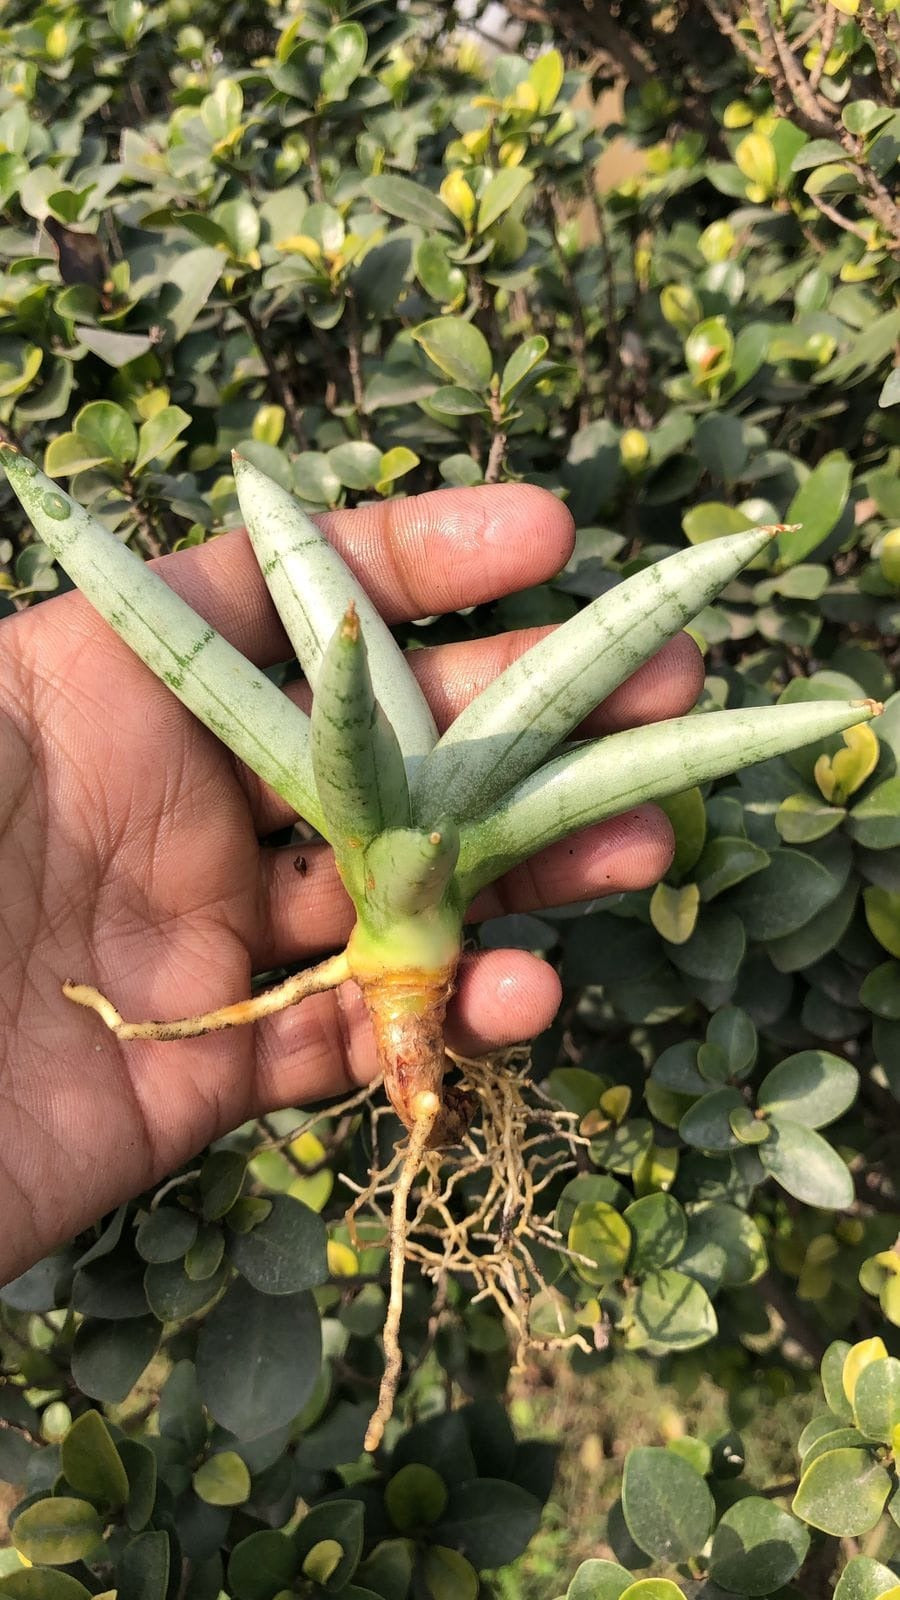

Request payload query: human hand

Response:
[0,484,702,1282]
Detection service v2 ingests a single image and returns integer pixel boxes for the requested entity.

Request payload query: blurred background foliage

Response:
[0,1,899,1596]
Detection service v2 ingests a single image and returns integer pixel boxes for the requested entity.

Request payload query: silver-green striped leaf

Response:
[454,698,881,900]
[312,605,410,885]
[411,525,778,826]
[364,822,460,924]
[1,445,326,836]
[233,454,437,777]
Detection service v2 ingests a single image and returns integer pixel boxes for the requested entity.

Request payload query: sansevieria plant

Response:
[0,442,882,1444]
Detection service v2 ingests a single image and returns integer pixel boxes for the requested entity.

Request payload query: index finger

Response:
[149,484,575,666]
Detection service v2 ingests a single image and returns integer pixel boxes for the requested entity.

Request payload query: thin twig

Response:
[344,292,371,443]
[807,4,836,93]
[483,392,507,485]
[702,0,764,69]
[586,183,623,422]
[809,193,872,244]
[238,301,308,449]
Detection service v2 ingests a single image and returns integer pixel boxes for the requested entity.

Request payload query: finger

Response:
[143,484,575,664]
[251,948,563,1110]
[252,803,673,970]
[242,630,703,835]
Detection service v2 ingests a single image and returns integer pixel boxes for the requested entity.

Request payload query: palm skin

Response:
[0,483,702,1283]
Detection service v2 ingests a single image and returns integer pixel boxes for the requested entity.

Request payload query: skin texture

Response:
[0,484,703,1283]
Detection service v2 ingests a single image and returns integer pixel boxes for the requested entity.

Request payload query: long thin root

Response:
[364,1091,440,1453]
[63,950,351,1041]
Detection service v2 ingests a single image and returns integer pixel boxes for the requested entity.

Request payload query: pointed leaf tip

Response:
[341,601,360,642]
[853,698,883,717]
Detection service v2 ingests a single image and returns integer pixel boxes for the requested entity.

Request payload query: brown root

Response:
[64,950,351,1040]
[363,1091,440,1453]
[343,1046,594,1452]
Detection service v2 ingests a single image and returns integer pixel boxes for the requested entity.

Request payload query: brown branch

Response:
[809,193,873,244]
[586,183,624,422]
[807,4,836,93]
[759,1270,827,1362]
[542,193,591,430]
[239,301,308,449]
[305,120,326,204]
[503,0,654,84]
[702,0,764,68]
[743,0,900,249]
[344,292,371,442]
[858,1,896,99]
[483,392,508,485]
[124,478,164,558]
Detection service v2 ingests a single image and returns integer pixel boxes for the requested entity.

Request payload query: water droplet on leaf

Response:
[41,492,71,520]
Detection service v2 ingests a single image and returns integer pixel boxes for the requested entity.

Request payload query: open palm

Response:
[0,483,701,1283]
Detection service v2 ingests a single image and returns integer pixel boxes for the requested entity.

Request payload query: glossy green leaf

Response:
[135,1206,198,1264]
[758,1115,854,1208]
[71,1315,160,1403]
[621,1445,714,1561]
[364,175,459,234]
[12,1498,103,1566]
[620,1584,684,1600]
[385,1464,448,1531]
[651,881,700,944]
[707,1006,757,1077]
[849,779,900,850]
[115,1528,169,1600]
[412,317,493,391]
[679,1087,743,1151]
[864,886,900,958]
[729,848,842,939]
[415,240,466,305]
[61,1409,129,1507]
[0,1574,92,1600]
[624,1193,687,1272]
[421,1545,479,1600]
[196,1277,322,1439]
[708,1497,809,1595]
[568,1201,632,1286]
[433,1480,543,1569]
[626,1270,717,1355]
[758,1051,858,1128]
[477,167,532,233]
[679,1202,767,1292]
[853,1357,900,1442]
[500,335,549,401]
[860,962,900,1019]
[565,1558,632,1600]
[792,1447,892,1535]
[193,1450,251,1506]
[833,1555,900,1600]
[780,451,852,565]
[776,791,846,843]
[72,399,138,465]
[199,1150,246,1220]
[321,22,367,100]
[227,1531,298,1600]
